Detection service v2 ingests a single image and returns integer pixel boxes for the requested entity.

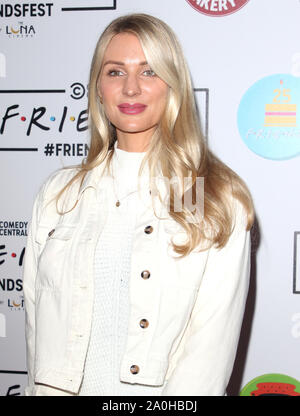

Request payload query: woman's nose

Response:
[122,74,141,96]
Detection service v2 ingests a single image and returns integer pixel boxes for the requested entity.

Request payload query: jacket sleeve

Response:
[161,199,251,396]
[22,183,46,396]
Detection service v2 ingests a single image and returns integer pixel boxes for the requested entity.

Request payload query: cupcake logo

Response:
[240,374,300,396]
[264,80,296,128]
[186,0,250,17]
[237,74,300,160]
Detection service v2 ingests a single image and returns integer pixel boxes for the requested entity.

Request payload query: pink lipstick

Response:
[118,103,147,115]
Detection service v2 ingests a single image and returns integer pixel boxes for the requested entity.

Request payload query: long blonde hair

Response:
[56,13,254,257]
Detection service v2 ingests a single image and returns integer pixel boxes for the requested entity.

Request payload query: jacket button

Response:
[144,225,153,234]
[130,365,139,374]
[141,270,150,279]
[139,319,149,329]
[48,229,55,237]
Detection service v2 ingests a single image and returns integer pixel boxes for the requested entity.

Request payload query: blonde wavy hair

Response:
[56,13,254,258]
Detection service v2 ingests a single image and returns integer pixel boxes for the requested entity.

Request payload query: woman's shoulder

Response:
[35,166,81,212]
[43,166,80,195]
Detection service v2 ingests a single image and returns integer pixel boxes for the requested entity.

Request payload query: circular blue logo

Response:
[237,74,300,160]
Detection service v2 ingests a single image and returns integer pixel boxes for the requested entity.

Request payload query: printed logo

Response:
[0,81,89,157]
[0,82,88,136]
[3,22,36,38]
[186,0,249,17]
[237,74,300,160]
[7,295,24,311]
[240,374,300,396]
[0,221,28,237]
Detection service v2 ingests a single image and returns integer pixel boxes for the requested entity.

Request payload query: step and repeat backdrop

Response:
[1,0,300,396]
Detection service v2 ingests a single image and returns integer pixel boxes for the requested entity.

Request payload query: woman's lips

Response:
[118,103,147,115]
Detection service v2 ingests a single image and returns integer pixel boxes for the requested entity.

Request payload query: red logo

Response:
[251,382,300,396]
[186,0,250,17]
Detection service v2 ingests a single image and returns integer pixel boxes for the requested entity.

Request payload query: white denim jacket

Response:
[23,157,251,396]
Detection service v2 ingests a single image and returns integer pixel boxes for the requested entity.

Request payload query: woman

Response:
[23,13,254,396]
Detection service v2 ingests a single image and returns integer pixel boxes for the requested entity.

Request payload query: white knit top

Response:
[78,141,167,396]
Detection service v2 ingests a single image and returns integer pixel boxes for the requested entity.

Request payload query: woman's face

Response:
[98,32,169,140]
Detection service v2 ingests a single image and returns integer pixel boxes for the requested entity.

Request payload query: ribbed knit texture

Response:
[78,141,167,396]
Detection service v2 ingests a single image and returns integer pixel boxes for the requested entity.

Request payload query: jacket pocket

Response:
[36,224,76,290]
[35,224,75,244]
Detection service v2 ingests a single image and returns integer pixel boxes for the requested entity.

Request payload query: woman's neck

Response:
[115,131,153,152]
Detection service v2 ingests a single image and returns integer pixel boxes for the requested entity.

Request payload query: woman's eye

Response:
[143,69,156,77]
[107,70,124,76]
[106,69,156,77]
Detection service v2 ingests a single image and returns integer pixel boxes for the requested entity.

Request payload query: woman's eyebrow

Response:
[103,60,148,66]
